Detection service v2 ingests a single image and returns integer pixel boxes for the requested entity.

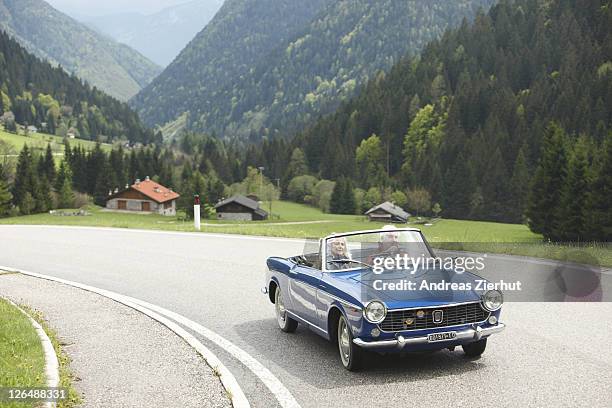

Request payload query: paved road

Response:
[1,225,611,408]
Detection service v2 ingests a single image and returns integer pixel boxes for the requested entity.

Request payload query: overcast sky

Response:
[46,0,198,17]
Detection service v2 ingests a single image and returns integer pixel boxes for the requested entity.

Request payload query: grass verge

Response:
[0,298,45,407]
[22,305,82,408]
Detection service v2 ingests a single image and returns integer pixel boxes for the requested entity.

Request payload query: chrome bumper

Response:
[353,323,506,349]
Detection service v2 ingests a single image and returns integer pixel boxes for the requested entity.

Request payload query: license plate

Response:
[427,331,457,343]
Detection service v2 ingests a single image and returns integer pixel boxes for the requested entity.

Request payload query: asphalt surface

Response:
[0,273,231,408]
[1,225,611,408]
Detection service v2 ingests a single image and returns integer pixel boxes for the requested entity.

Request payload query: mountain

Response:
[0,0,161,101]
[287,0,611,226]
[83,0,224,67]
[0,30,156,144]
[132,0,495,138]
[131,0,333,130]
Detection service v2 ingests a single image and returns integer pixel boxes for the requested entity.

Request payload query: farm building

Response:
[214,195,268,221]
[365,201,411,223]
[106,177,180,216]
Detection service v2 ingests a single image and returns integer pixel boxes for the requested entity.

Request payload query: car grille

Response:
[379,302,489,332]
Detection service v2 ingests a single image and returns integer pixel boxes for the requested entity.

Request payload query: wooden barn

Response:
[214,195,268,221]
[365,201,411,223]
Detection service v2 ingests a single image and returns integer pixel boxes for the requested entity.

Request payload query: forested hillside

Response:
[249,0,611,240]
[199,0,495,139]
[0,31,156,144]
[131,0,332,128]
[0,0,161,100]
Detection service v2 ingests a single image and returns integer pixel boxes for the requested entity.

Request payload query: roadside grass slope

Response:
[0,297,46,404]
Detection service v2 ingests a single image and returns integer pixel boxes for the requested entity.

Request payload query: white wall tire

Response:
[275,286,298,333]
[337,314,362,371]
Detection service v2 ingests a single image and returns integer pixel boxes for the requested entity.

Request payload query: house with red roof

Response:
[106,177,180,216]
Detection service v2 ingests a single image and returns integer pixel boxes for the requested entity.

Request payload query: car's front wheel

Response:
[274,286,298,333]
[462,338,487,357]
[337,314,362,371]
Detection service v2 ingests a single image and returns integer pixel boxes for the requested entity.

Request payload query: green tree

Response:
[362,187,382,212]
[58,178,75,208]
[509,147,530,223]
[286,148,308,179]
[42,144,56,183]
[390,190,408,209]
[0,177,12,217]
[355,134,386,188]
[54,160,72,192]
[12,145,35,212]
[555,137,591,241]
[20,192,35,215]
[311,179,335,212]
[587,132,612,240]
[527,123,569,238]
[330,177,356,214]
[406,187,431,217]
[287,175,318,203]
[36,177,53,212]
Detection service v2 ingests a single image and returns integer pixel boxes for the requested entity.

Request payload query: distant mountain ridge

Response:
[83,0,224,67]
[131,0,333,129]
[132,0,495,139]
[0,0,161,101]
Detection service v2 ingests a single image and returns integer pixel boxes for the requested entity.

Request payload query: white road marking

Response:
[0,267,249,408]
[0,266,302,408]
[1,296,60,408]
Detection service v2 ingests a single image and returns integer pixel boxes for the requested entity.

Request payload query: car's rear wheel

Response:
[337,315,362,371]
[462,338,487,357]
[275,286,298,333]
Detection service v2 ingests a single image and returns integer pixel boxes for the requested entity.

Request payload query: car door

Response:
[288,263,322,325]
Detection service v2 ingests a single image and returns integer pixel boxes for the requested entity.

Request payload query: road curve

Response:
[1,225,611,408]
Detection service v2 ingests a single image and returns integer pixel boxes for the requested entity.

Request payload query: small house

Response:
[215,195,268,221]
[106,177,180,216]
[365,201,411,223]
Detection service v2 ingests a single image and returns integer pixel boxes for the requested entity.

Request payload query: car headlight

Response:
[482,290,503,311]
[364,300,387,323]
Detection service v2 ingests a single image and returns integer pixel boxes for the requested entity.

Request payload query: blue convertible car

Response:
[263,227,505,370]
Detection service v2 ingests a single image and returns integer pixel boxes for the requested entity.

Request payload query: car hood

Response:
[323,267,485,309]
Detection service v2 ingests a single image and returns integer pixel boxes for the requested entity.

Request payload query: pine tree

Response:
[0,177,12,217]
[36,177,53,213]
[20,192,35,215]
[587,132,612,241]
[344,178,357,215]
[12,145,35,211]
[58,178,75,209]
[555,138,591,241]
[93,160,112,206]
[509,147,530,223]
[527,123,569,239]
[330,177,346,214]
[330,177,356,214]
[42,144,56,183]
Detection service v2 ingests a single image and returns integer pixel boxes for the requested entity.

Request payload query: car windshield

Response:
[324,229,433,271]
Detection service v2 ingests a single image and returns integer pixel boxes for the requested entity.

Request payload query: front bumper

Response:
[353,323,506,349]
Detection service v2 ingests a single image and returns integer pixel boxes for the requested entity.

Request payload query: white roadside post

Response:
[194,195,201,231]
